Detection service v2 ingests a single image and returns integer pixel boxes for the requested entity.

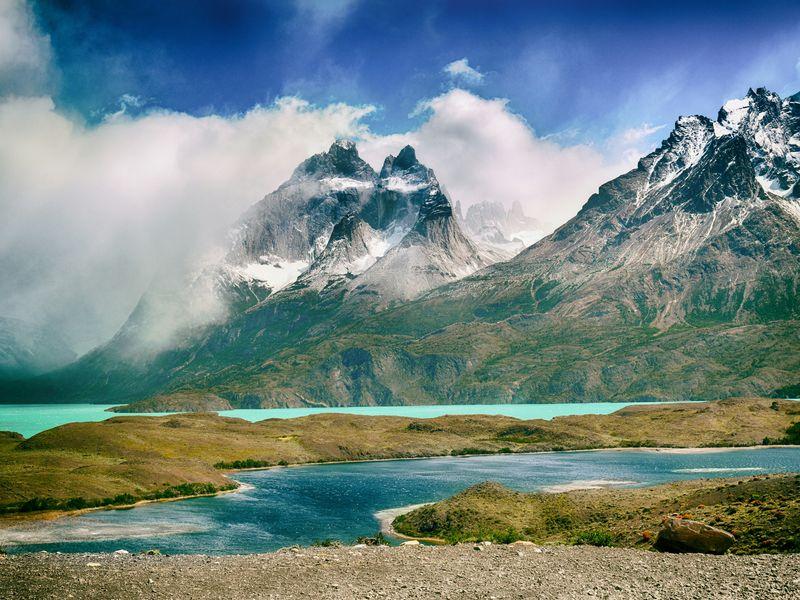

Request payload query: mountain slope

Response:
[15,89,800,408]
[20,141,503,404]
[151,87,799,407]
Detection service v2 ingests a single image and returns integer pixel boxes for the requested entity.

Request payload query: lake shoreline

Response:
[0,481,244,532]
[2,443,794,533]
[1,397,797,541]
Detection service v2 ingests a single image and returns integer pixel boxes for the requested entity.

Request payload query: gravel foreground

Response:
[1,545,799,600]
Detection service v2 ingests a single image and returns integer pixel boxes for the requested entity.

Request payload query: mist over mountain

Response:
[0,317,75,379]
[9,86,798,408]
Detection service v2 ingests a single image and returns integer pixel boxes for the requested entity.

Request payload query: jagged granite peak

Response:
[297,213,388,289]
[294,139,377,182]
[412,188,454,232]
[361,145,440,231]
[640,115,715,191]
[714,88,800,198]
[380,145,420,177]
[349,182,494,301]
[227,140,379,271]
[660,134,763,215]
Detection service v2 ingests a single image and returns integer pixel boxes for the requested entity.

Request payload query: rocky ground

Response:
[1,544,798,600]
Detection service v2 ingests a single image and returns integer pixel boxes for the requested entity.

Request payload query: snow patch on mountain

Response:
[383,177,428,193]
[320,177,375,192]
[238,257,311,292]
[718,96,752,129]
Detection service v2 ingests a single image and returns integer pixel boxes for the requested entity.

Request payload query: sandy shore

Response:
[1,544,798,600]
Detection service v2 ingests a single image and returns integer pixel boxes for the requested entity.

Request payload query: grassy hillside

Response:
[111,318,800,411]
[393,474,800,554]
[0,398,798,517]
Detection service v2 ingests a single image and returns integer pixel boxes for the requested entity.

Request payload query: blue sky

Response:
[32,0,800,142]
[3,0,800,351]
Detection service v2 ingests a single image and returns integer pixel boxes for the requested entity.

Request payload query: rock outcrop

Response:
[654,517,736,555]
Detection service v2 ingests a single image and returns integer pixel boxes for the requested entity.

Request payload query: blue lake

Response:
[0,401,676,438]
[2,447,798,554]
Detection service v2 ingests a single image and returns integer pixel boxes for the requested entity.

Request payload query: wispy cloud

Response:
[443,58,485,85]
[0,0,53,95]
[361,89,632,230]
[291,0,360,44]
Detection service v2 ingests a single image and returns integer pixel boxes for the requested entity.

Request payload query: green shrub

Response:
[492,528,523,544]
[451,448,488,456]
[311,538,342,547]
[355,532,389,546]
[784,422,800,444]
[573,529,615,547]
[214,458,272,469]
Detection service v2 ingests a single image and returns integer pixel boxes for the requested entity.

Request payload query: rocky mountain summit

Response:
[463,200,550,252]
[222,140,495,300]
[11,88,800,407]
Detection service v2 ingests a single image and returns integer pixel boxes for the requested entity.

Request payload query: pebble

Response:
[0,545,796,599]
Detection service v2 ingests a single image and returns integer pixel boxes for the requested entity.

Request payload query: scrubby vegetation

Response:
[573,529,615,547]
[393,474,800,554]
[214,458,273,469]
[0,398,797,519]
[355,532,390,546]
[0,482,236,515]
[762,420,800,445]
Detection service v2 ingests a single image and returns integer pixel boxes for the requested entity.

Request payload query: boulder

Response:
[654,517,735,554]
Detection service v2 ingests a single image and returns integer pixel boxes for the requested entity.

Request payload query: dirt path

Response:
[1,544,798,599]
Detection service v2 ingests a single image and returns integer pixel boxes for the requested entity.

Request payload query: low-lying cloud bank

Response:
[0,95,376,353]
[0,0,645,355]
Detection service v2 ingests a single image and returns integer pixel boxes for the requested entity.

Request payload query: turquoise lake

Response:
[0,401,673,438]
[2,447,798,554]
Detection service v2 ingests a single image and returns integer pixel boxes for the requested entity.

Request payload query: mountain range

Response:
[4,87,799,408]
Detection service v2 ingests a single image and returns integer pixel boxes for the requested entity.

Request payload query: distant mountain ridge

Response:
[8,88,800,408]
[0,317,76,378]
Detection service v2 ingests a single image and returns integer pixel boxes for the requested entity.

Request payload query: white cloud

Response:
[0,95,374,352]
[360,89,636,229]
[443,58,485,85]
[0,0,52,95]
[616,122,666,145]
[0,5,649,355]
[0,89,645,354]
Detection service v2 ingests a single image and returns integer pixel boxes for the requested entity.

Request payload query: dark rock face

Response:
[229,140,378,264]
[298,139,376,180]
[655,518,736,555]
